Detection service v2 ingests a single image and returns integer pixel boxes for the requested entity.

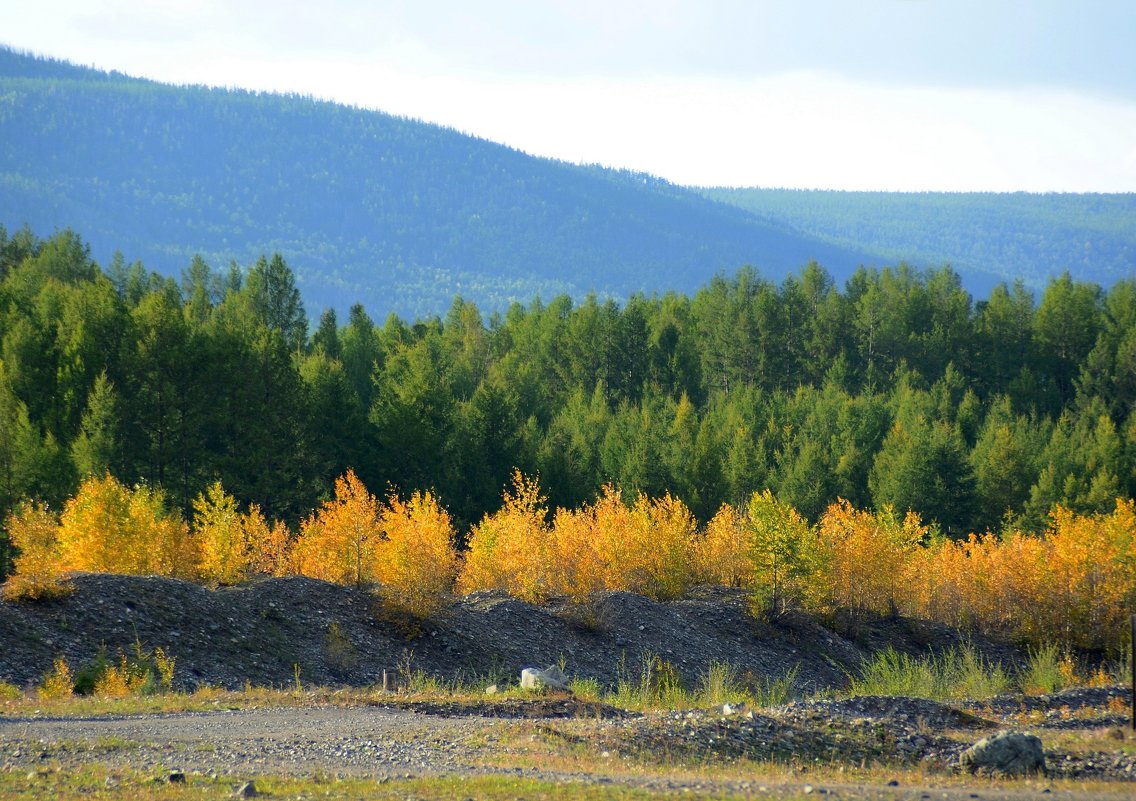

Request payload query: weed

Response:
[610,651,687,710]
[0,680,21,700]
[569,676,602,701]
[153,647,176,690]
[747,665,800,708]
[38,656,74,699]
[324,621,358,671]
[1020,643,1069,695]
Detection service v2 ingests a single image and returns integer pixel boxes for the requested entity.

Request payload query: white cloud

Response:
[4,2,1136,191]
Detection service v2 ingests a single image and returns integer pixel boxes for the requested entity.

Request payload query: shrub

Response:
[38,657,74,699]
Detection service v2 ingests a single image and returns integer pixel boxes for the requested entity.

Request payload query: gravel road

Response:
[3,703,1135,801]
[1,705,502,778]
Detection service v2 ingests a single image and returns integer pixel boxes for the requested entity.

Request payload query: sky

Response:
[3,0,1136,192]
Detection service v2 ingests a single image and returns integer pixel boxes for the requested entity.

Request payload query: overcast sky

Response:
[4,0,1136,191]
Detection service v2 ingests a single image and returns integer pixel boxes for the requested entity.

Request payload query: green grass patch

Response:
[848,645,1011,701]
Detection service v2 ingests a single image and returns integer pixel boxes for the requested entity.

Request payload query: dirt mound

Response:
[0,573,1017,693]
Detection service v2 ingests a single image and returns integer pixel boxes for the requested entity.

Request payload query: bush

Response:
[38,657,74,699]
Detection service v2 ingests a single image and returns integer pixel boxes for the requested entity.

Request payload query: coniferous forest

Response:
[2,224,1135,584]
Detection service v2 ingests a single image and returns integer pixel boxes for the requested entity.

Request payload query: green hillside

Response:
[702,188,1136,294]
[0,48,873,320]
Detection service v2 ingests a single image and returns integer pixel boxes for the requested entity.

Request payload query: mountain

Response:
[0,48,875,320]
[1,48,1132,320]
[701,189,1136,296]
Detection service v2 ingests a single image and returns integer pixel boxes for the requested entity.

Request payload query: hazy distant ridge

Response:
[0,48,873,318]
[703,188,1136,296]
[1,47,1133,318]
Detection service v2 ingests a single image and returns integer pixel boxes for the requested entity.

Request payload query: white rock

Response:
[520,664,570,691]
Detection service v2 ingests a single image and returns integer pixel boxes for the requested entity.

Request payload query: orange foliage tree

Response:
[554,485,697,601]
[812,499,926,626]
[291,469,381,585]
[692,502,749,588]
[244,504,293,578]
[1035,500,1136,649]
[55,474,193,578]
[292,470,458,618]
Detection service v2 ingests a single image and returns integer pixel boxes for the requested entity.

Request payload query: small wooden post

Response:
[1131,614,1135,732]
[383,668,394,693]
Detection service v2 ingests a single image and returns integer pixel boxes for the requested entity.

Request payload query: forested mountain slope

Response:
[703,188,1136,295]
[0,48,876,319]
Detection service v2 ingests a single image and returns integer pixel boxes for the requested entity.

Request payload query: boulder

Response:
[959,731,1046,776]
[520,664,570,691]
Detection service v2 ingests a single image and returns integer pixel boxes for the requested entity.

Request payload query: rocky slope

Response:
[1,573,1020,694]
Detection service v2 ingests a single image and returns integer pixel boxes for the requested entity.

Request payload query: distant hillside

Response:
[0,48,875,319]
[3,48,1132,319]
[702,188,1136,295]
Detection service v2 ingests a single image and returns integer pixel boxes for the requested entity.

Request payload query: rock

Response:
[959,731,1046,776]
[167,770,187,784]
[484,684,498,695]
[520,665,570,691]
[234,780,258,798]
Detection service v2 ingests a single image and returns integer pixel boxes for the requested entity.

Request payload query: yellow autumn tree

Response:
[458,471,552,601]
[373,489,459,618]
[813,499,925,626]
[55,474,193,578]
[692,502,749,588]
[291,469,381,585]
[623,491,697,600]
[1,501,68,600]
[193,481,251,586]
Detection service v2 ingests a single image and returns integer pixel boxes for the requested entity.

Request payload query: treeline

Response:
[1,226,1135,575]
[7,470,1134,651]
